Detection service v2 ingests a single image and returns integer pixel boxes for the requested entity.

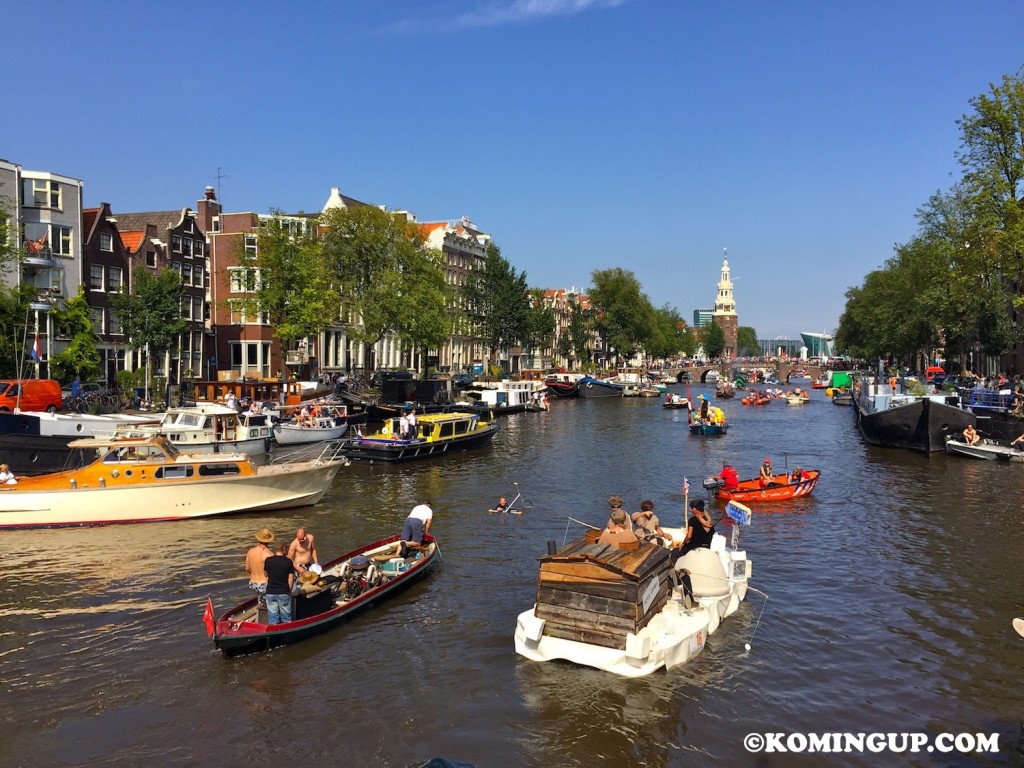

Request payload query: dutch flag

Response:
[30,334,41,362]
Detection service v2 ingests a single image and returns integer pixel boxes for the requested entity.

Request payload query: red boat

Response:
[705,470,820,502]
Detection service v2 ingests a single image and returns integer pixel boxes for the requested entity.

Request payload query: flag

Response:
[683,477,690,496]
[202,597,215,637]
[30,334,41,362]
[725,500,752,526]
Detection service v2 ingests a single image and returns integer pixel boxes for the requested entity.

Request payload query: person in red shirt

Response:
[719,460,739,491]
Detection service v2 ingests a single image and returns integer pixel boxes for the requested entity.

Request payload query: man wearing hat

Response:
[245,528,275,602]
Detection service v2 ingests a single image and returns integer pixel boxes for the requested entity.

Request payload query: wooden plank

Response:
[537,586,639,620]
[542,622,626,650]
[539,561,627,581]
[537,576,640,602]
[535,601,639,633]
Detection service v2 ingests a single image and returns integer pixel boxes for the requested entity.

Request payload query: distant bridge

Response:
[663,362,827,385]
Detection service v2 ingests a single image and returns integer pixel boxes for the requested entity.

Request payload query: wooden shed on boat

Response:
[533,535,674,650]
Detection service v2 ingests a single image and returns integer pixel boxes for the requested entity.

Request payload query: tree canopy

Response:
[460,243,531,363]
[587,267,656,364]
[49,288,101,383]
[109,267,187,360]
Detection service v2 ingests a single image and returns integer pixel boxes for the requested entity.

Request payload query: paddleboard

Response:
[1014,617,1024,638]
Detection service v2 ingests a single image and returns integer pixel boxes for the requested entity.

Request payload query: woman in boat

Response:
[672,499,716,570]
[759,458,774,488]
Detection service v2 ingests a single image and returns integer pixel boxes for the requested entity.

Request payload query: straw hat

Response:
[255,528,275,543]
[299,570,319,584]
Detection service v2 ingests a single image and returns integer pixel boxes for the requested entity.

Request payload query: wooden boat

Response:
[514,508,753,677]
[0,410,162,476]
[944,438,1024,462]
[273,406,349,445]
[0,435,348,529]
[705,469,820,502]
[212,534,440,656]
[343,411,500,463]
[114,403,272,456]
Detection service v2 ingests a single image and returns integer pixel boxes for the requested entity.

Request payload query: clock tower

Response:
[713,249,738,359]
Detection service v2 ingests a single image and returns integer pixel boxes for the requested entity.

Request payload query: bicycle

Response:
[489,481,534,515]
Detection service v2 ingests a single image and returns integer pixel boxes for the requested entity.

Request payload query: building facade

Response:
[81,204,132,383]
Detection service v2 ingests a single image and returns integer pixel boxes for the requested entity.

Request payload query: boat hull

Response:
[854,387,974,453]
[0,460,344,529]
[273,423,348,445]
[214,535,439,655]
[944,439,1024,461]
[689,423,727,435]
[715,470,820,502]
[576,377,625,398]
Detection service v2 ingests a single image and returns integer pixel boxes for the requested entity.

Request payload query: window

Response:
[109,311,122,335]
[211,216,220,233]
[90,307,104,333]
[184,217,194,234]
[198,463,241,477]
[156,465,194,479]
[146,250,157,267]
[182,263,192,285]
[172,235,182,253]
[99,233,113,252]
[194,239,205,257]
[170,262,181,279]
[228,267,259,293]
[90,264,104,291]
[108,267,122,293]
[182,238,192,257]
[181,296,191,319]
[244,234,257,255]
[24,179,61,209]
[53,226,73,256]
[194,265,204,288]
[193,297,204,321]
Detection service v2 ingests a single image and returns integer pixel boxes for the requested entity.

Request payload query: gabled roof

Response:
[120,230,145,252]
[82,208,100,237]
[114,209,192,236]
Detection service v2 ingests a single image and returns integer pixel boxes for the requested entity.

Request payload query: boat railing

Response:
[270,441,350,466]
[967,388,1012,412]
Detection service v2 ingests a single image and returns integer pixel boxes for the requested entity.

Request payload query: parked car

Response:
[452,372,475,388]
[60,381,106,396]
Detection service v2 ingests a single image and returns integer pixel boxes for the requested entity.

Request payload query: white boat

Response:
[944,437,1024,461]
[457,380,547,413]
[114,403,272,456]
[273,407,349,445]
[0,435,348,529]
[514,504,753,677]
[786,394,810,405]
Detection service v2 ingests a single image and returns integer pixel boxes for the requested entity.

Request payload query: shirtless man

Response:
[287,528,319,572]
[245,528,275,602]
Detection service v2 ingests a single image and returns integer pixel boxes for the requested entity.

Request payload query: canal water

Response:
[3,385,1024,767]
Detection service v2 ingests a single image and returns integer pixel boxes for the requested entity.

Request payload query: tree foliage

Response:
[701,321,726,360]
[110,267,187,359]
[647,304,690,360]
[736,326,759,356]
[321,205,449,365]
[524,289,557,362]
[460,243,531,363]
[49,288,101,383]
[588,267,656,364]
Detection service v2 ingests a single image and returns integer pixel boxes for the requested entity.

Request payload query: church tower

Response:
[712,249,738,359]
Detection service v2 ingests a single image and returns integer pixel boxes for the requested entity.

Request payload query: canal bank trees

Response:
[836,70,1024,372]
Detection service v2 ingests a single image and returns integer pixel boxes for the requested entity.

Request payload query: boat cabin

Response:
[533,537,673,650]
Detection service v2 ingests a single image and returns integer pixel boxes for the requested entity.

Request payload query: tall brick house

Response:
[81,203,132,384]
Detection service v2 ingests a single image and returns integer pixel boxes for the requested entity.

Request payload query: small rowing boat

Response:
[211,534,440,655]
[944,438,1024,462]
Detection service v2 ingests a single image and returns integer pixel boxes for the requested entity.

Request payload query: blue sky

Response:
[9,1,1024,338]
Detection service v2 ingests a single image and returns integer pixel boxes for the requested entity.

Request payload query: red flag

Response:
[202,597,215,637]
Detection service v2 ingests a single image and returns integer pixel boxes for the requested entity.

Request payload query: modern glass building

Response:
[693,308,713,328]
[799,332,834,358]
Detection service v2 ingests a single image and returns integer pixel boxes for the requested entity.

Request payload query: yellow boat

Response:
[344,411,500,463]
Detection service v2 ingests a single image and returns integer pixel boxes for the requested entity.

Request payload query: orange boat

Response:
[706,469,820,502]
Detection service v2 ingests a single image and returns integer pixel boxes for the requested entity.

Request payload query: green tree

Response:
[49,288,101,383]
[736,326,759,357]
[321,205,449,371]
[460,243,531,366]
[647,304,689,361]
[569,301,592,367]
[110,267,188,369]
[523,290,556,368]
[588,267,656,365]
[239,213,339,375]
[701,321,726,360]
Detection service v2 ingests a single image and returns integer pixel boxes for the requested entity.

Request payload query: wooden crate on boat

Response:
[534,537,673,650]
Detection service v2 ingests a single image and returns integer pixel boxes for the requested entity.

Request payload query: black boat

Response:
[212,534,440,656]
[544,375,579,398]
[853,375,974,453]
[343,411,500,463]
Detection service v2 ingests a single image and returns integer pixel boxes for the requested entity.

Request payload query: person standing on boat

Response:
[287,528,319,573]
[399,410,411,441]
[263,542,295,625]
[759,458,774,488]
[245,529,275,603]
[719,460,739,491]
[401,500,433,547]
[407,408,418,439]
